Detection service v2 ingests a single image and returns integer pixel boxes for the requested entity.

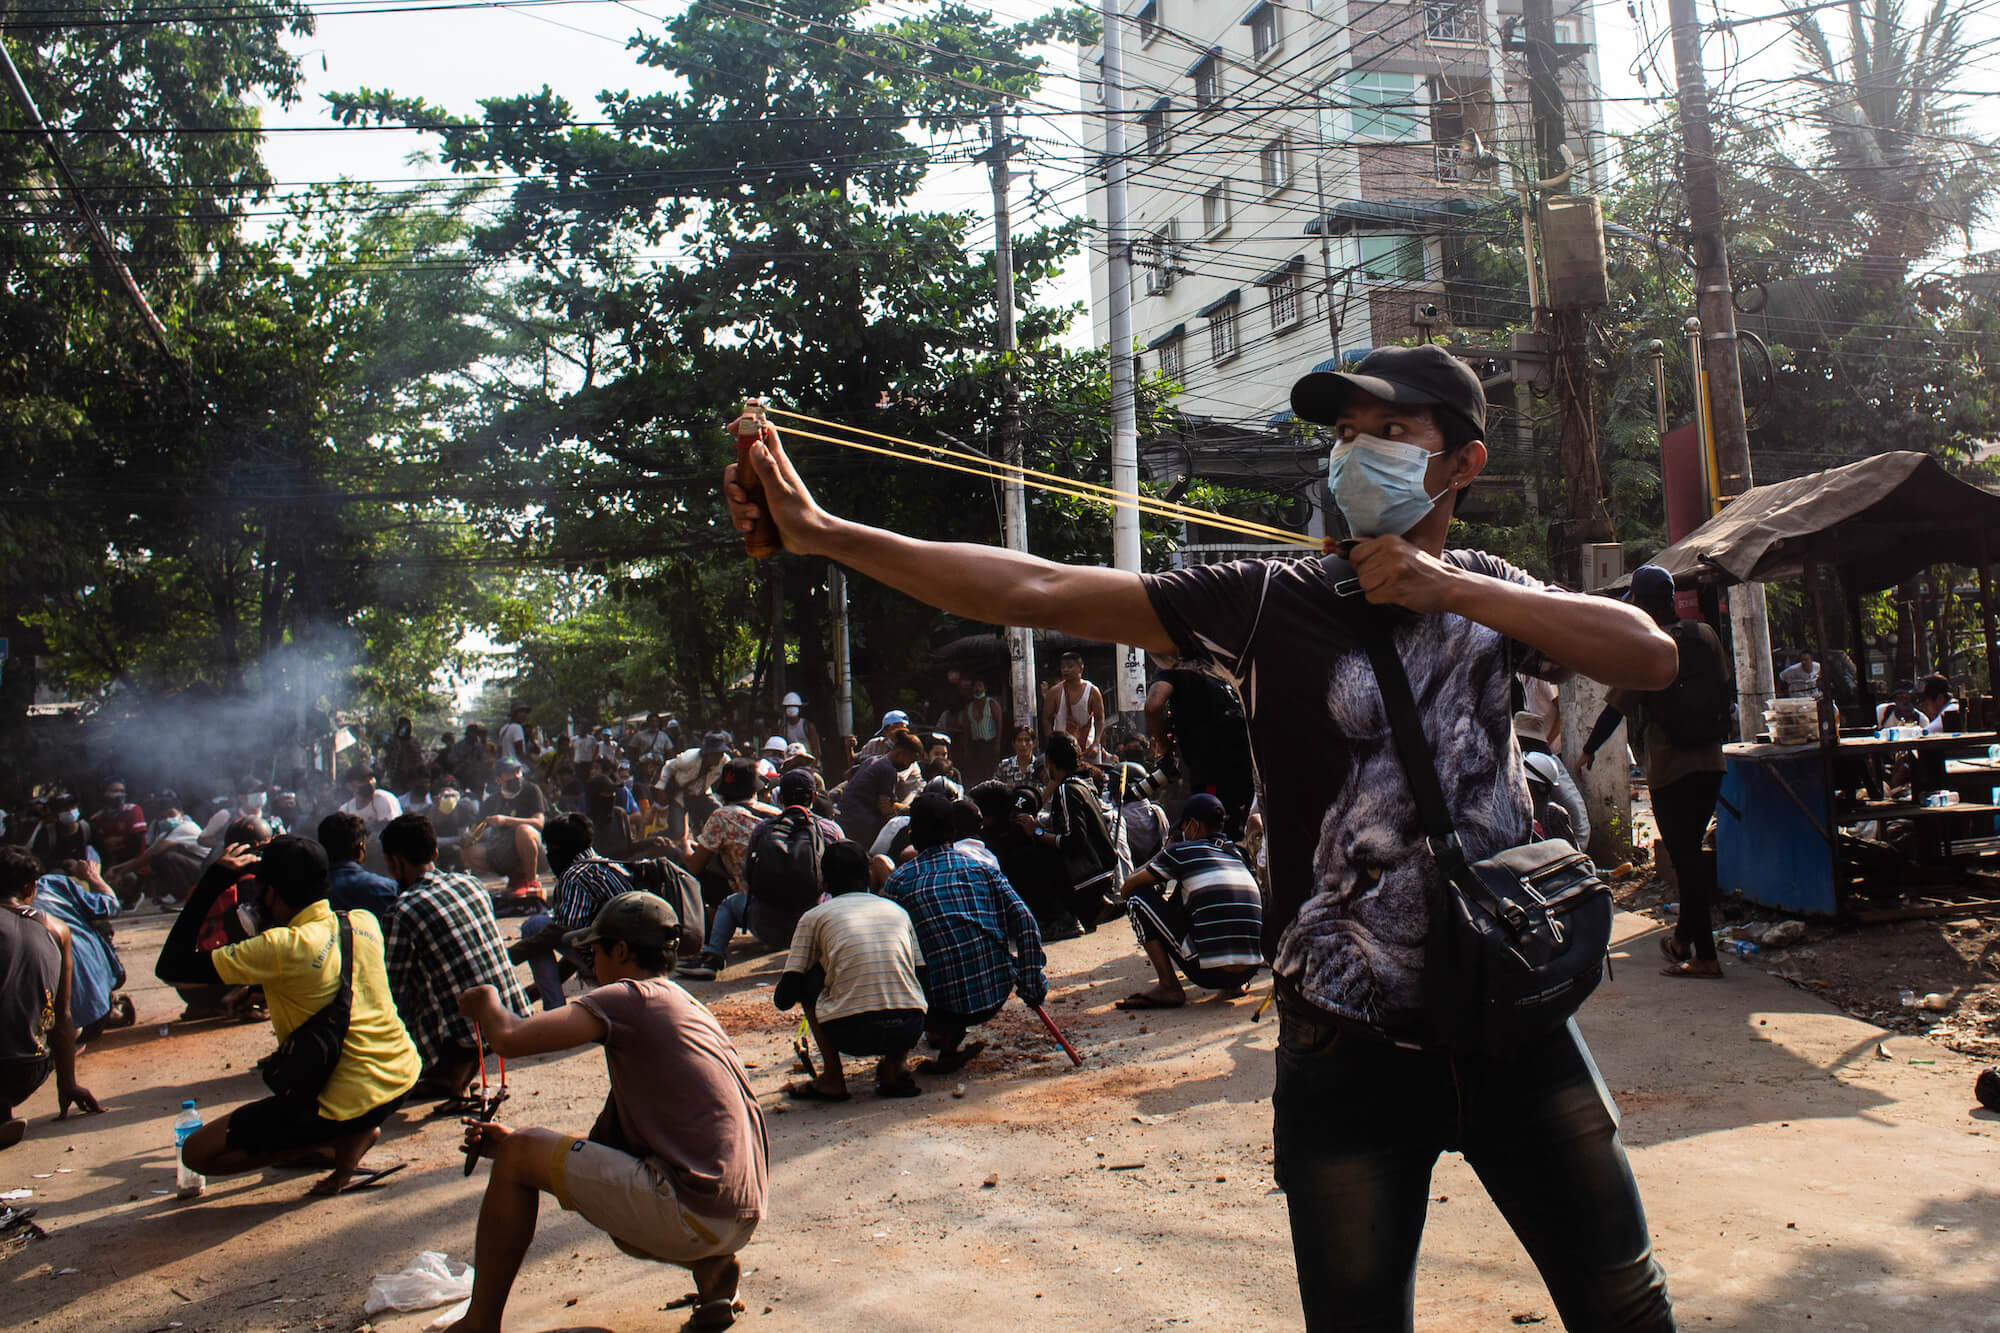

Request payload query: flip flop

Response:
[1115,992,1187,1011]
[1660,959,1724,979]
[784,1082,851,1102]
[1658,935,1692,965]
[875,1079,924,1098]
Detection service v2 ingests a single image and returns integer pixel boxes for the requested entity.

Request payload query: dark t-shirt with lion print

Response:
[1141,551,1566,1044]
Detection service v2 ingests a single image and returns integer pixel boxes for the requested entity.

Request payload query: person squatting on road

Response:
[0,846,103,1148]
[776,839,928,1100]
[1111,792,1263,1012]
[724,342,1681,1330]
[874,793,1045,1077]
[450,891,766,1333]
[154,836,418,1196]
[379,814,531,1103]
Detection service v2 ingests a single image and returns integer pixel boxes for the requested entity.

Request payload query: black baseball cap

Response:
[1182,793,1228,827]
[1291,344,1486,439]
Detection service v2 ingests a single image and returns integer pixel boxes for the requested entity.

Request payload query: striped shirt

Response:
[781,893,927,1023]
[1147,839,1264,972]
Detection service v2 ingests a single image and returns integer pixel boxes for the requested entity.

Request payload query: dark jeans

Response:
[1654,770,1724,963]
[1273,1009,1673,1332]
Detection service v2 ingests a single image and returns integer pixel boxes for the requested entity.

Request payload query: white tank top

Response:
[1056,680,1099,750]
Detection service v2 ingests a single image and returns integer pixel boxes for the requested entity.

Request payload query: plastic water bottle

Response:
[174,1099,205,1198]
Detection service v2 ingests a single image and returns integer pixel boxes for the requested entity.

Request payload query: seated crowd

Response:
[0,699,1268,1330]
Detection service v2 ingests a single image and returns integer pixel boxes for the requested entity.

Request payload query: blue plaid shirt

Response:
[880,845,1046,1015]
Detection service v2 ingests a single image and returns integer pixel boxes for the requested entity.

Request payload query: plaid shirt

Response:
[384,869,529,1066]
[552,853,635,931]
[880,845,1046,1015]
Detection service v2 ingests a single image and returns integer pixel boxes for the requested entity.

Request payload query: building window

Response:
[1209,306,1239,361]
[1268,271,1302,329]
[1138,222,1178,295]
[1246,2,1278,59]
[1354,234,1428,282]
[1425,0,1478,42]
[1259,136,1292,191]
[1192,51,1222,108]
[1136,0,1159,44]
[1335,70,1423,142]
[1142,100,1172,158]
[1158,335,1183,378]
[1202,180,1230,234]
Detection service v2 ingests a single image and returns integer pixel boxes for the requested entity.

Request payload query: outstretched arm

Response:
[459,983,604,1057]
[727,428,1174,655]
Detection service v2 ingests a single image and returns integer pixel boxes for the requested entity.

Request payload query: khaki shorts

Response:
[549,1136,757,1265]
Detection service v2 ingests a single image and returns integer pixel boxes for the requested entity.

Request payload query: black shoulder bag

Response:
[1344,575,1614,1057]
[257,913,355,1103]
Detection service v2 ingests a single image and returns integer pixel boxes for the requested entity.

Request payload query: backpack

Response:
[1654,620,1732,748]
[745,808,827,915]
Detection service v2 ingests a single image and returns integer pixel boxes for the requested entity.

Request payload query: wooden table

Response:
[1719,732,2000,913]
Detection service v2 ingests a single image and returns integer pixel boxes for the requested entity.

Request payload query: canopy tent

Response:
[1628,451,2000,594]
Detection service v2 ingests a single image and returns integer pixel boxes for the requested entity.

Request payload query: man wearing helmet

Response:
[778,692,820,758]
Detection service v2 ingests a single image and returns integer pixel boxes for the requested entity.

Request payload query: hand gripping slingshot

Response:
[463,1020,510,1177]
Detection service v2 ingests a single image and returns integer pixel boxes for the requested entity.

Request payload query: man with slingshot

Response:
[450,891,766,1332]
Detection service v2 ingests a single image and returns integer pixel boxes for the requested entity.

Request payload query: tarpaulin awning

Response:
[1143,323,1185,350]
[1620,451,2000,594]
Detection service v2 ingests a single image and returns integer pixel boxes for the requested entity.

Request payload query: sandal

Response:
[1114,992,1186,1011]
[1658,935,1692,965]
[784,1082,851,1102]
[1660,959,1723,979]
[875,1078,923,1098]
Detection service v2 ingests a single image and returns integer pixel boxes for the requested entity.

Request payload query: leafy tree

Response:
[328,0,1166,730]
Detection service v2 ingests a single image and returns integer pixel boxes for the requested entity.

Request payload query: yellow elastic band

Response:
[762,405,1316,547]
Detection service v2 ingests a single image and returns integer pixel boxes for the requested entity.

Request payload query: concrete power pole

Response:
[1520,0,1612,589]
[1666,0,1776,738]
[987,105,1041,734]
[1100,0,1147,729]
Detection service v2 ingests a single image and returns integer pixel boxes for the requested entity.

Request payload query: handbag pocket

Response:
[1432,839,1612,1054]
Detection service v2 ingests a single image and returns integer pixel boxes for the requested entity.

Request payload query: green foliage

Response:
[329,0,1136,723]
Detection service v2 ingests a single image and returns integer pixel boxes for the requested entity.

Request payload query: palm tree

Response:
[1780,0,2000,286]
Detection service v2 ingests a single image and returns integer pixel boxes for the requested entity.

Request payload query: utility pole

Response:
[1666,0,1776,738]
[1313,155,1341,350]
[986,105,1041,734]
[829,567,854,739]
[1100,0,1147,728]
[1519,0,1611,589]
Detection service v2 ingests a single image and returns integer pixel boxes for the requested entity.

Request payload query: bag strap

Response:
[1344,605,1466,874]
[332,911,356,1021]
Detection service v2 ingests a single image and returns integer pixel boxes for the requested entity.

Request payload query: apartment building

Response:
[1083,0,1606,443]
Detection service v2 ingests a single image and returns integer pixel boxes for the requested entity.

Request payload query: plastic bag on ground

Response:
[364,1250,475,1315]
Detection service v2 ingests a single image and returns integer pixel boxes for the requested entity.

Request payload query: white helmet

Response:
[781,691,804,709]
[763,735,789,755]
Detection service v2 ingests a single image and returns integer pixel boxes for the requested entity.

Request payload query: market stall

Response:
[1633,451,2000,916]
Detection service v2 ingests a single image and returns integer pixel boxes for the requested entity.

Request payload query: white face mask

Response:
[1326,433,1449,538]
[243,792,266,812]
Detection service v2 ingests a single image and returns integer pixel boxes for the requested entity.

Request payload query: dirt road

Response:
[6,908,1998,1332]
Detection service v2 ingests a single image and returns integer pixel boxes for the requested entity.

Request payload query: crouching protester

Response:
[154,836,419,1196]
[775,840,927,1101]
[878,794,1046,1075]
[451,891,767,1333]
[1112,793,1263,1011]
[0,847,103,1147]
